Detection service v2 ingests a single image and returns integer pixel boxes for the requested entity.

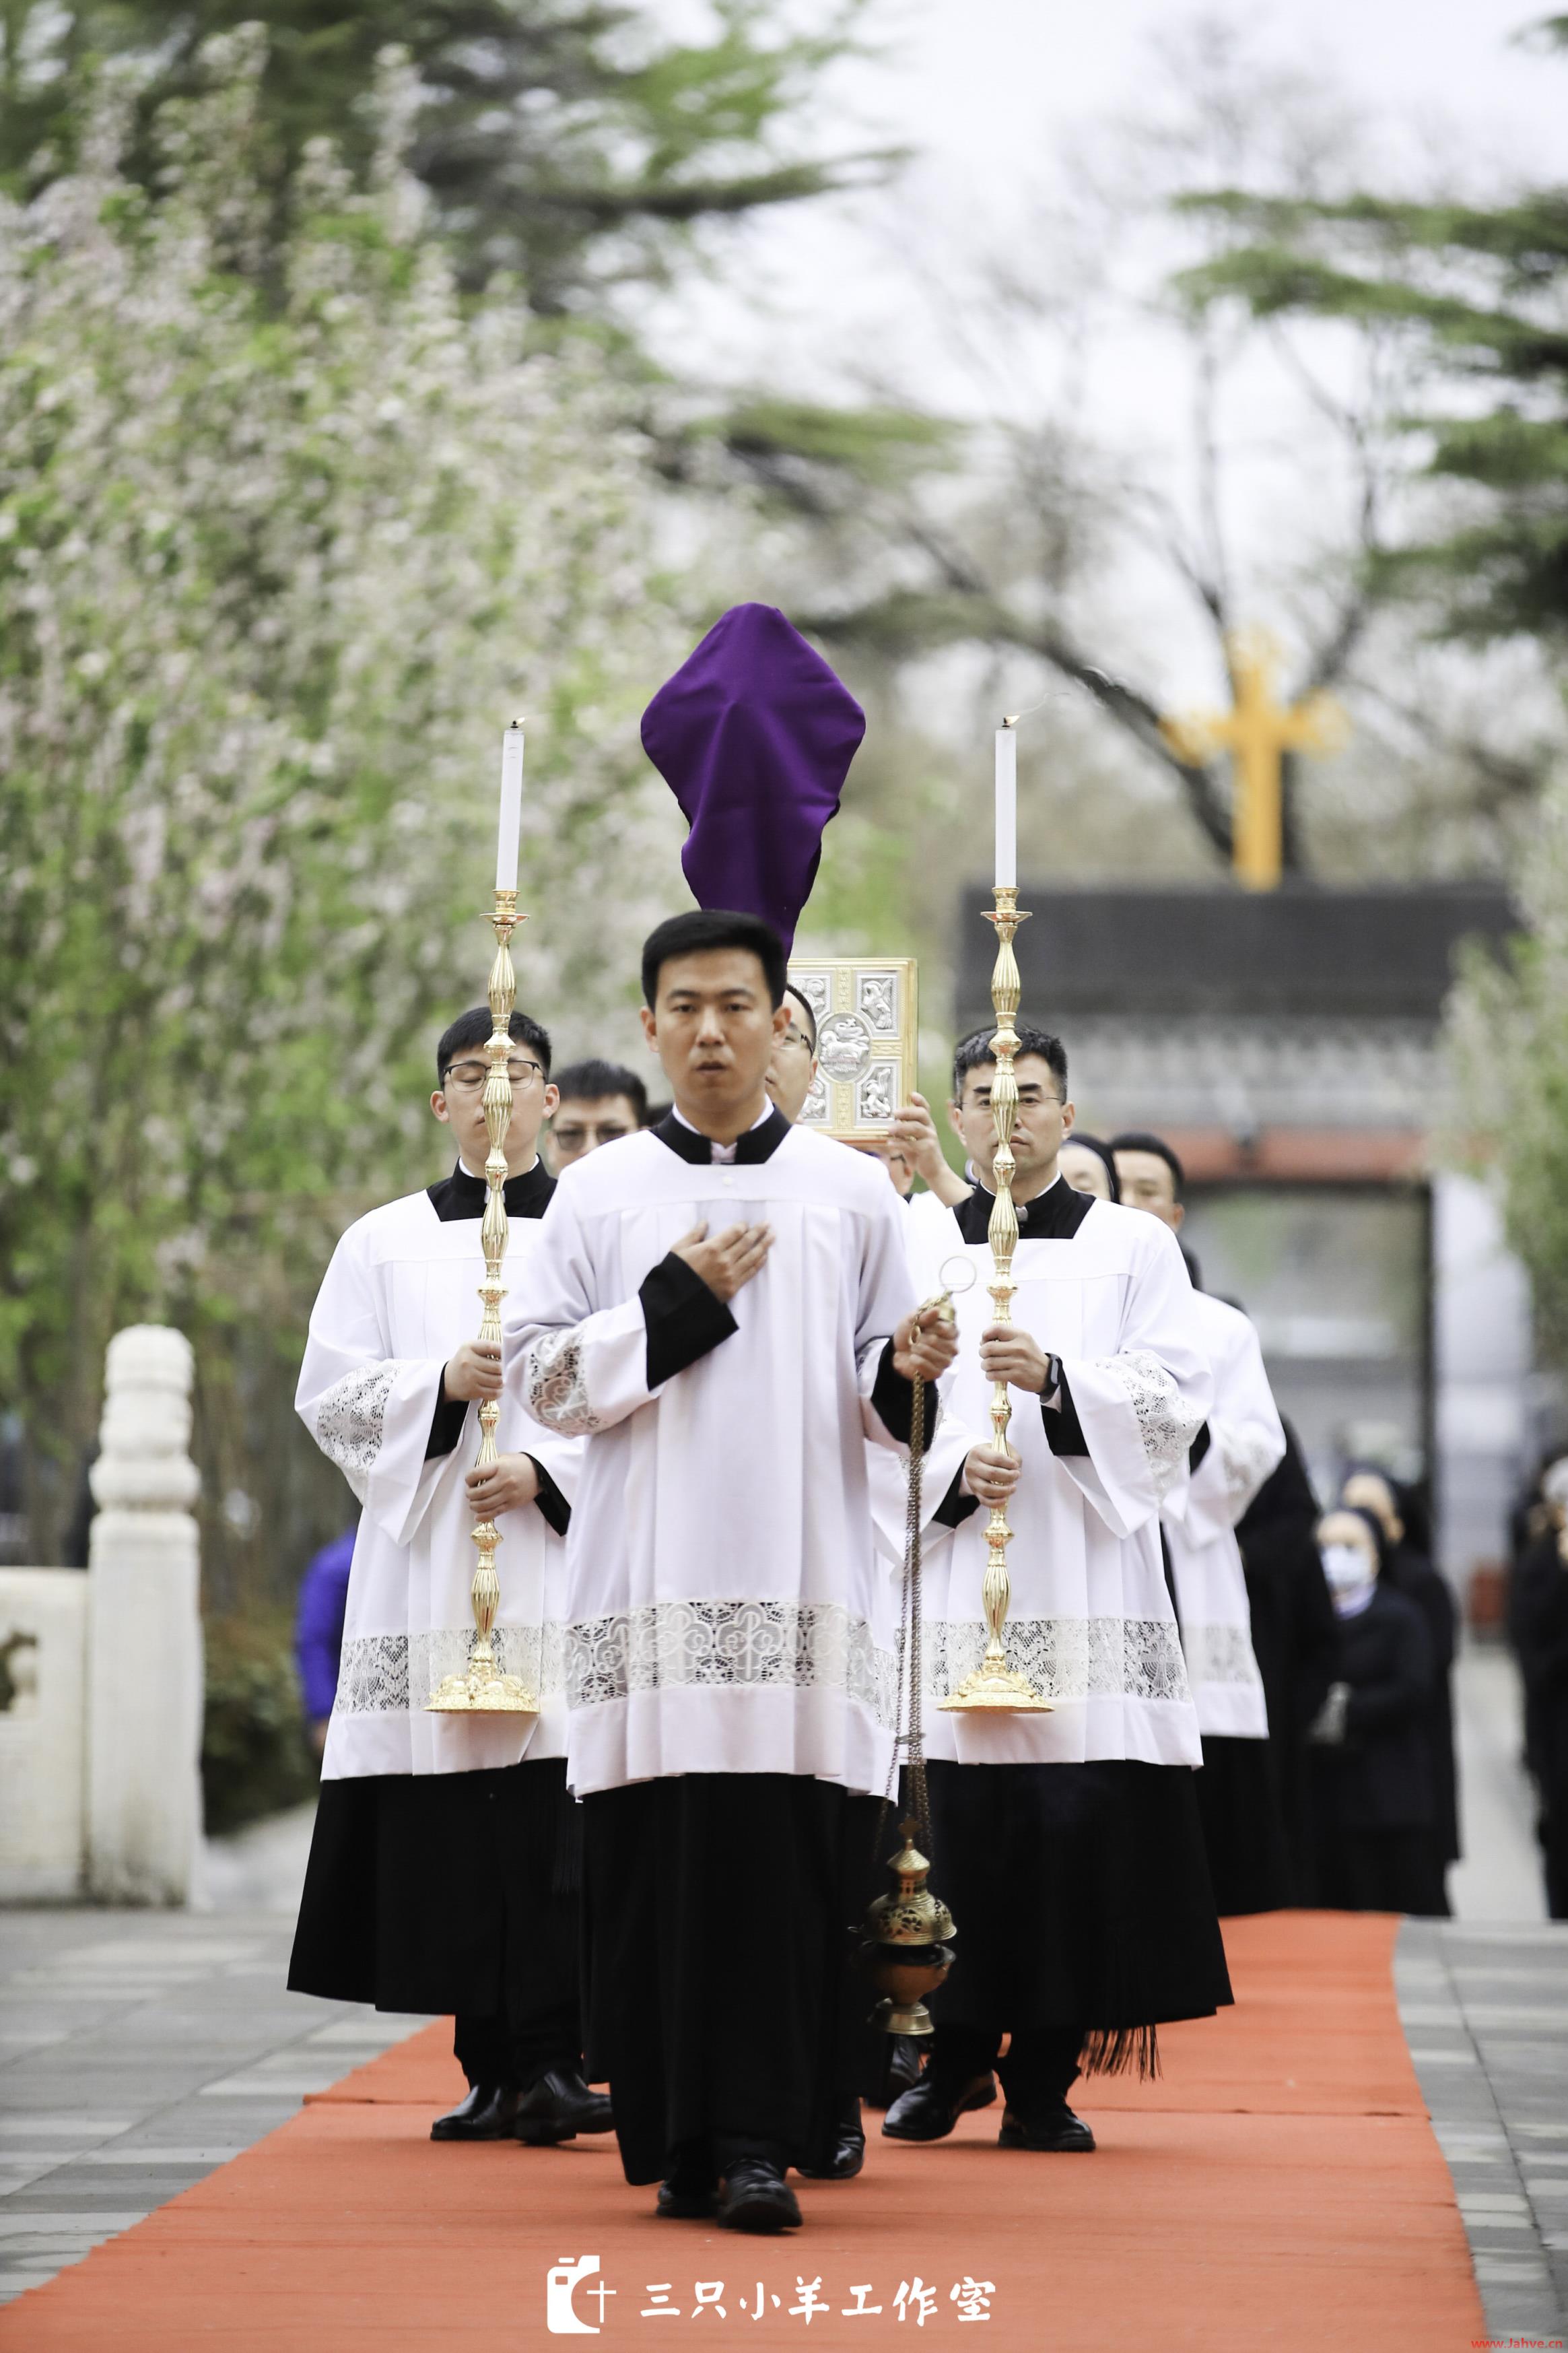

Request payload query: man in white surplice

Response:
[507,908,959,2234]
[288,1004,613,2153]
[880,1024,1231,2156]
[1114,1131,1291,1915]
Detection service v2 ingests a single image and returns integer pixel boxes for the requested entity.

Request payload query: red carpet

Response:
[0,1914,1484,2350]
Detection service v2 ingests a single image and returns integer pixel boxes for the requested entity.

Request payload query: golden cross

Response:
[1160,630,1348,890]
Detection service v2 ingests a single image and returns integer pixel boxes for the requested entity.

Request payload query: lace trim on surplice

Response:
[1180,1620,1264,1691]
[335,1624,566,1714]
[310,1361,414,1501]
[921,1615,1191,1706]
[564,1598,897,1727]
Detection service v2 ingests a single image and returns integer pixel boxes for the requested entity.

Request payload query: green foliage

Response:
[1173,81,1568,649]
[201,1610,314,1834]
[1450,917,1568,1366]
[0,0,884,305]
[0,32,685,1559]
[697,398,956,499]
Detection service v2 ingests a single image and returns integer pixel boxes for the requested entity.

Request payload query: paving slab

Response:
[1399,1915,1568,2342]
[0,1907,429,2306]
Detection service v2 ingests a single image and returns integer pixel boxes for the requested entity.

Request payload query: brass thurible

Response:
[427,880,538,1714]
[860,1820,956,2036]
[862,1294,961,2032]
[939,883,1051,1713]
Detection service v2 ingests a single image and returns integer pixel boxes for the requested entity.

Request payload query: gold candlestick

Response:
[427,882,537,1714]
[940,884,1051,1713]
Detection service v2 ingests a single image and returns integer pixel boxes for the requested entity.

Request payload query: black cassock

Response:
[581,1773,883,2183]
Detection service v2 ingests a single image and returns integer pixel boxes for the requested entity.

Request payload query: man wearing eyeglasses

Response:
[289,1005,616,2159]
[880,1024,1229,2158]
[546,1058,650,1174]
[764,983,821,1123]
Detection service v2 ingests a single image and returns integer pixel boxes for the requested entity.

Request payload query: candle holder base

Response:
[939,1661,1053,1713]
[426,1662,538,1715]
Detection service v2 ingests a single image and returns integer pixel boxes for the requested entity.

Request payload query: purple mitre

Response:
[641,603,865,953]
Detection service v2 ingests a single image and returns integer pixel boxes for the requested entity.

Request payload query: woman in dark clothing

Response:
[1340,1468,1458,1915]
[1308,1507,1438,1915]
[1235,1420,1338,1903]
[1508,1457,1568,1918]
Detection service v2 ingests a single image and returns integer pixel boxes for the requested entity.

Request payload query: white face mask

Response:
[1322,1542,1376,1612]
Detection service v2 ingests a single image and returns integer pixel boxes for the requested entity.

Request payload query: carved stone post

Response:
[86,1325,203,1904]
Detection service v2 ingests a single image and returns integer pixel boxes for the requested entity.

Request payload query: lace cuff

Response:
[1212,1421,1280,1519]
[1107,1349,1206,1500]
[524,1329,603,1435]
[310,1361,413,1499]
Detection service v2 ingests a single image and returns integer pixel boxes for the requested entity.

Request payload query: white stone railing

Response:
[0,1324,203,1905]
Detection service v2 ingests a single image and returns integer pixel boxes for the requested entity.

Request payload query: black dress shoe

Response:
[656,2171,718,2220]
[997,2103,1096,2152]
[431,2082,524,2141]
[716,2159,803,2233]
[882,2071,996,2143]
[513,2068,615,2146]
[796,2119,866,2181]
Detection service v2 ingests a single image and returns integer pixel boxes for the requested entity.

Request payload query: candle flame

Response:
[1002,714,1019,729]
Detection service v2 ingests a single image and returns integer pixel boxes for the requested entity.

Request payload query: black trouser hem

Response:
[932,2022,1085,2112]
[453,2006,582,2092]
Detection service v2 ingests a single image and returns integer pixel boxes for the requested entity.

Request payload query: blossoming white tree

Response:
[0,33,685,1558]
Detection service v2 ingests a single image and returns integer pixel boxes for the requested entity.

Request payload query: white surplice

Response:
[895,1179,1213,1768]
[506,1118,918,1799]
[1161,1288,1285,1741]
[296,1181,580,1779]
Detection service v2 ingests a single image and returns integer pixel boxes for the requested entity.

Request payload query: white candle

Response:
[495,722,524,894]
[994,719,1017,888]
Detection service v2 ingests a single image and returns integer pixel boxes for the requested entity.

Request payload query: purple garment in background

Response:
[641,603,865,953]
[294,1525,356,1723]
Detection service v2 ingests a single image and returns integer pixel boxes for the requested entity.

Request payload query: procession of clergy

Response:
[287,605,1457,2236]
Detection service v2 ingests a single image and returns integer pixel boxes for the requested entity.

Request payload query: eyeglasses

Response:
[441,1058,544,1092]
[776,1028,815,1057]
[553,1119,633,1148]
[968,1088,1062,1108]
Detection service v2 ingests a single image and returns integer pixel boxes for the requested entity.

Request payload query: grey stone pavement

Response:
[1,1643,1566,2336]
[0,1805,429,2312]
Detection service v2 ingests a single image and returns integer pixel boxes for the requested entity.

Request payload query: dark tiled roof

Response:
[957,884,1518,1024]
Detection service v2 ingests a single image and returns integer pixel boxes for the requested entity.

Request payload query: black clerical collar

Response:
[428,1158,555,1223]
[652,1104,792,1166]
[953,1170,1094,1246]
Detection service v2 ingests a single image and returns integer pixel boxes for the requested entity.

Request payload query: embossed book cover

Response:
[787,957,918,1139]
